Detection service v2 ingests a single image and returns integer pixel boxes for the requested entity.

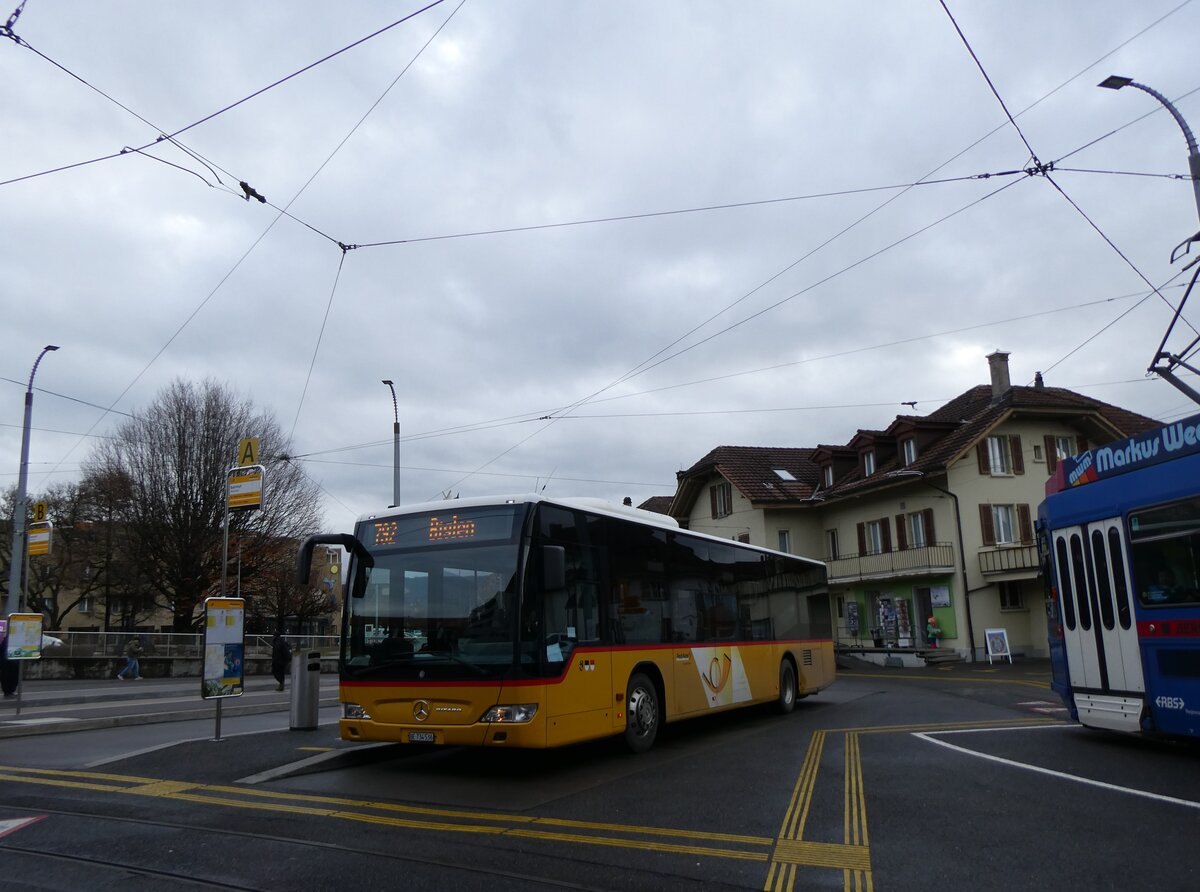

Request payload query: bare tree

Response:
[83,379,323,631]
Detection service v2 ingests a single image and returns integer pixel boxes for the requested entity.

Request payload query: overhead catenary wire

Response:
[439,4,1195,493]
[32,0,467,485]
[0,1,449,190]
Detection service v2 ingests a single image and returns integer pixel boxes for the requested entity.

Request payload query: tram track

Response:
[0,802,746,892]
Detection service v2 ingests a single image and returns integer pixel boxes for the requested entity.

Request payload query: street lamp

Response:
[6,344,59,619]
[1099,75,1200,229]
[381,379,400,507]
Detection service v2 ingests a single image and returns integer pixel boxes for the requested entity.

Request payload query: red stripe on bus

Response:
[1136,620,1200,638]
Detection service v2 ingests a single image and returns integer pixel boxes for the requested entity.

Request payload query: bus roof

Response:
[1046,411,1200,497]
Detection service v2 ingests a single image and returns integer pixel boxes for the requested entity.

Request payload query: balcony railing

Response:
[978,544,1039,575]
[826,543,956,583]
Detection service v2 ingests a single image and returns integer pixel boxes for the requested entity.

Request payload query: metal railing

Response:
[826,543,956,583]
[38,631,340,659]
[978,545,1039,575]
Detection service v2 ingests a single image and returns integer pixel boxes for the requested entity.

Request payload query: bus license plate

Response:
[408,731,436,743]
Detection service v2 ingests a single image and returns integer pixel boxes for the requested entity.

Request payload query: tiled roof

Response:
[673,379,1161,511]
[637,496,675,515]
[675,445,820,508]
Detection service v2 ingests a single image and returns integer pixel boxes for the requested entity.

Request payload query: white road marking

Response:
[914,728,1200,811]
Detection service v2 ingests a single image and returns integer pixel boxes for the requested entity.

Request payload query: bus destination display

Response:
[366,506,520,550]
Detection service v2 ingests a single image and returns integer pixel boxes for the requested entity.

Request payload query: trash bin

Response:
[289,650,321,730]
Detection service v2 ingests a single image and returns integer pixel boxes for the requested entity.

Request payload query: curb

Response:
[0,696,341,740]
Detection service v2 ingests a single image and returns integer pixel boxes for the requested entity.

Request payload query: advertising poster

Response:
[202,597,245,699]
[4,614,44,660]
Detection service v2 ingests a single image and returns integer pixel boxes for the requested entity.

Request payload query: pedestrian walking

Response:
[117,637,143,680]
[271,633,292,691]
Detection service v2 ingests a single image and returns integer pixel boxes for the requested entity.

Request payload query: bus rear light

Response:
[343,703,371,720]
[480,704,538,723]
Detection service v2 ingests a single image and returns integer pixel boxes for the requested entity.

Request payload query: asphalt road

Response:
[1,659,1196,891]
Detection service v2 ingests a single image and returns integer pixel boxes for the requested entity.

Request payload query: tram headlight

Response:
[343,702,371,720]
[480,704,538,723]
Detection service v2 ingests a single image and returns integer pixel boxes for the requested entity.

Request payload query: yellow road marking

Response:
[0,715,1064,887]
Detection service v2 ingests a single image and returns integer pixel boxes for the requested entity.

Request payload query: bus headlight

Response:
[480,704,538,723]
[343,703,371,720]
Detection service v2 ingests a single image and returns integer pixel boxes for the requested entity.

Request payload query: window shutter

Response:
[710,487,718,519]
[1076,435,1087,454]
[1018,504,1033,544]
[923,508,936,544]
[895,514,908,550]
[1010,435,1025,474]
[979,504,996,546]
[880,517,892,552]
[1044,435,1058,473]
[977,442,990,475]
[857,522,866,556]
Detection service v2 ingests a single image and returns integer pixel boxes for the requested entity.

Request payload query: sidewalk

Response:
[0,674,341,739]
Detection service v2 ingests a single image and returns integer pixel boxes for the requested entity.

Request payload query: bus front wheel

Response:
[775,660,797,714]
[624,673,659,753]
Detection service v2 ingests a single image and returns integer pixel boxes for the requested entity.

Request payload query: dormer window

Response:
[823,466,834,488]
[902,438,917,467]
[863,451,876,476]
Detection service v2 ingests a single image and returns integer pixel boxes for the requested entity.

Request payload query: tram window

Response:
[1130,498,1200,607]
[1069,533,1091,630]
[1091,529,1116,631]
[1055,536,1076,629]
[1108,527,1132,629]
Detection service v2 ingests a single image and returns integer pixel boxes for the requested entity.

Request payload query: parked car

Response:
[41,634,64,648]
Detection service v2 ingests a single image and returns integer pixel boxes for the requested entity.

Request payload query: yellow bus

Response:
[297,495,834,752]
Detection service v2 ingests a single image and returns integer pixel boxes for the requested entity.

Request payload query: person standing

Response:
[117,637,143,680]
[1,633,18,697]
[271,633,292,691]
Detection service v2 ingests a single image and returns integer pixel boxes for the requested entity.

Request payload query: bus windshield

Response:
[343,504,528,681]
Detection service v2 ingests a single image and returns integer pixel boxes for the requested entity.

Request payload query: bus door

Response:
[1051,520,1144,732]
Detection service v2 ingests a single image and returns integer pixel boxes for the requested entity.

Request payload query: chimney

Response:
[987,351,1011,403]
[1034,371,1044,389]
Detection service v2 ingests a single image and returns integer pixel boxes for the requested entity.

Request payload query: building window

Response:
[980,503,1032,546]
[999,581,1024,609]
[777,530,791,553]
[78,596,93,615]
[863,451,876,476]
[823,466,834,488]
[864,520,884,554]
[773,468,797,481]
[992,505,1017,544]
[710,482,732,519]
[826,528,840,560]
[902,438,917,466]
[978,435,1025,477]
[987,436,1010,475]
[1054,436,1074,461]
[908,511,927,548]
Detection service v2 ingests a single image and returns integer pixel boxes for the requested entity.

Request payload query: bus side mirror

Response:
[296,534,373,598]
[543,545,566,591]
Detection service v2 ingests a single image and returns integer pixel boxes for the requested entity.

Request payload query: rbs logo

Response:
[1154,695,1186,710]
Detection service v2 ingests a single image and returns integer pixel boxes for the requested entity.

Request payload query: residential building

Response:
[667,353,1160,660]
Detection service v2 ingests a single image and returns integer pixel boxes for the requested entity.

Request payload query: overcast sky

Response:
[3,0,1200,533]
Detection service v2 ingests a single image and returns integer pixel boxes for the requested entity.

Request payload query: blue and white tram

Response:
[1038,412,1200,739]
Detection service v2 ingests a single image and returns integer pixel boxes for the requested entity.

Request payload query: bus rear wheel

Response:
[624,673,659,753]
[775,660,797,714]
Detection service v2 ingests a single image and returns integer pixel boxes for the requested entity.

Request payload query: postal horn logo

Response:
[413,700,430,722]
